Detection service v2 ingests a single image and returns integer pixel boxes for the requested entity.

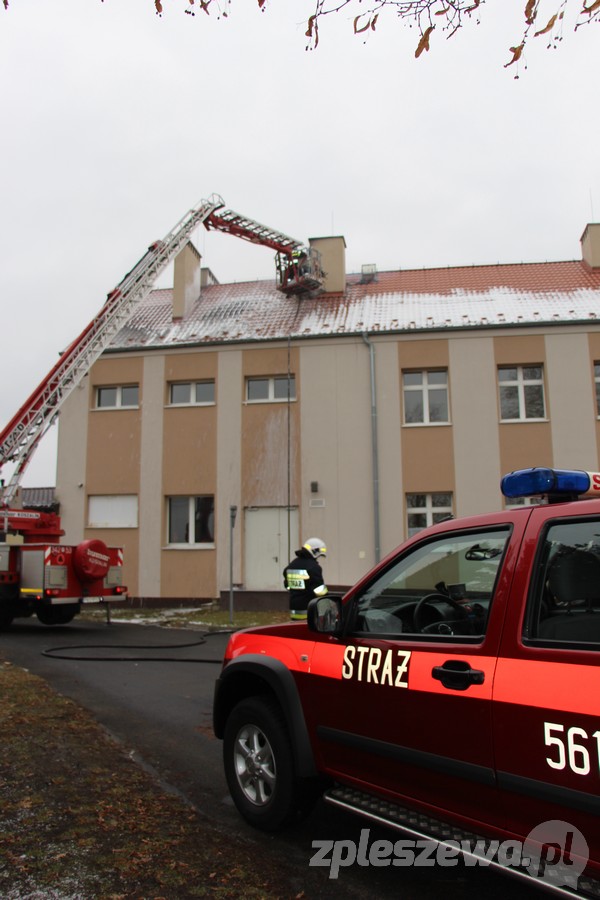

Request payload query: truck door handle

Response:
[431,660,485,691]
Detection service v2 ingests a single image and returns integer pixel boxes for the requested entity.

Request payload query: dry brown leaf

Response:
[534,13,557,35]
[306,13,319,47]
[354,14,372,34]
[524,0,538,25]
[415,25,435,58]
[504,42,525,67]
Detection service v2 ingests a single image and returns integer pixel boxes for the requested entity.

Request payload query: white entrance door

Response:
[244,507,299,590]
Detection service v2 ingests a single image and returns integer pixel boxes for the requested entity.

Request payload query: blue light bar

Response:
[501,467,597,499]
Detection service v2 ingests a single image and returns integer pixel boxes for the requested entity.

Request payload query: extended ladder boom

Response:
[204,208,323,296]
[0,193,225,504]
[204,208,304,255]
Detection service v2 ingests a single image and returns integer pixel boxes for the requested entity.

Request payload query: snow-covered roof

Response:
[110,259,600,351]
[21,487,57,509]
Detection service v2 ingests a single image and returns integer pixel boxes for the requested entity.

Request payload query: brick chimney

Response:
[309,235,346,293]
[581,224,600,268]
[172,241,201,320]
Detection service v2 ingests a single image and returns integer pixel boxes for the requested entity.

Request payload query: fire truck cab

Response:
[214,467,600,898]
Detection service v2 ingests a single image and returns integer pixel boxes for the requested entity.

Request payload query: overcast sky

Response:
[1,0,599,487]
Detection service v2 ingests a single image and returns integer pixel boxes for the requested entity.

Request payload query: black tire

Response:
[0,609,13,630]
[223,695,320,831]
[36,605,78,626]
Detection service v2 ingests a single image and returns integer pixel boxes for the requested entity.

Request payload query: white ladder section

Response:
[205,208,304,254]
[0,194,225,503]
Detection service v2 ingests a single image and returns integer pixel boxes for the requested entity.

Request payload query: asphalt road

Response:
[0,618,540,899]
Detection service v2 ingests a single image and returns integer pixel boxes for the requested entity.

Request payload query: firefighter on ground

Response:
[283,537,328,621]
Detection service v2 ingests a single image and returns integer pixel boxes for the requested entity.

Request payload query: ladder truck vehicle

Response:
[0,194,322,629]
[0,508,126,628]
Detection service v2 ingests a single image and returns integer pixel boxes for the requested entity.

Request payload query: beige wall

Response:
[399,338,455,513]
[546,331,597,470]
[55,374,89,543]
[299,339,374,585]
[373,340,403,558]
[161,351,218,598]
[590,333,600,464]
[216,348,243,593]
[87,357,143,494]
[164,351,217,385]
[162,352,218,496]
[241,346,299,508]
[449,334,501,516]
[161,547,216,599]
[494,334,553,474]
[55,321,600,603]
[85,357,143,595]
[138,354,164,597]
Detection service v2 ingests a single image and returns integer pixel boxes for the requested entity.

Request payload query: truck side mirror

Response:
[307,595,342,634]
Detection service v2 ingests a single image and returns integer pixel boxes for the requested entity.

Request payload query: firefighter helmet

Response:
[303,537,327,559]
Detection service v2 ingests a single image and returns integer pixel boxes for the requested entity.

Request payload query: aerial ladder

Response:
[203,208,323,296]
[0,194,322,505]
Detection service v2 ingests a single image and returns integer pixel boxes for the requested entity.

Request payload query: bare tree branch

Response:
[301,0,600,65]
[4,0,600,69]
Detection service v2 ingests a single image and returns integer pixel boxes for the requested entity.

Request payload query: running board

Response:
[324,784,600,899]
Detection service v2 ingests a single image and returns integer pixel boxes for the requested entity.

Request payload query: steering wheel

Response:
[413,592,468,634]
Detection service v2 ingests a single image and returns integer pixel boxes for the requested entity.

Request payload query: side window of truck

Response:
[352,527,511,640]
[524,518,600,646]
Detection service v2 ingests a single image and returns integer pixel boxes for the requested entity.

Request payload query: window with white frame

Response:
[167,495,214,545]
[95,384,139,409]
[402,370,449,424]
[168,380,215,406]
[406,492,453,537]
[246,375,296,403]
[88,495,138,528]
[498,366,545,421]
[595,363,600,417]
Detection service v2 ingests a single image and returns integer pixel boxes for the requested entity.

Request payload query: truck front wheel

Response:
[223,696,319,831]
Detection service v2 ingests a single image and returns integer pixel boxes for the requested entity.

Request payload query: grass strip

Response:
[0,659,304,899]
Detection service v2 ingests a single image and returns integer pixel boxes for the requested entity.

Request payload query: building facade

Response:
[55,225,600,603]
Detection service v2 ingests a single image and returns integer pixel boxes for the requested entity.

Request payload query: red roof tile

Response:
[111,259,600,349]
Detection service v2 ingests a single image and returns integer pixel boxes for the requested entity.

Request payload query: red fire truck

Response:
[214,467,600,897]
[0,507,126,628]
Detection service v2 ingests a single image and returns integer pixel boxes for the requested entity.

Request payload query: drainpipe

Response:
[362,332,381,564]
